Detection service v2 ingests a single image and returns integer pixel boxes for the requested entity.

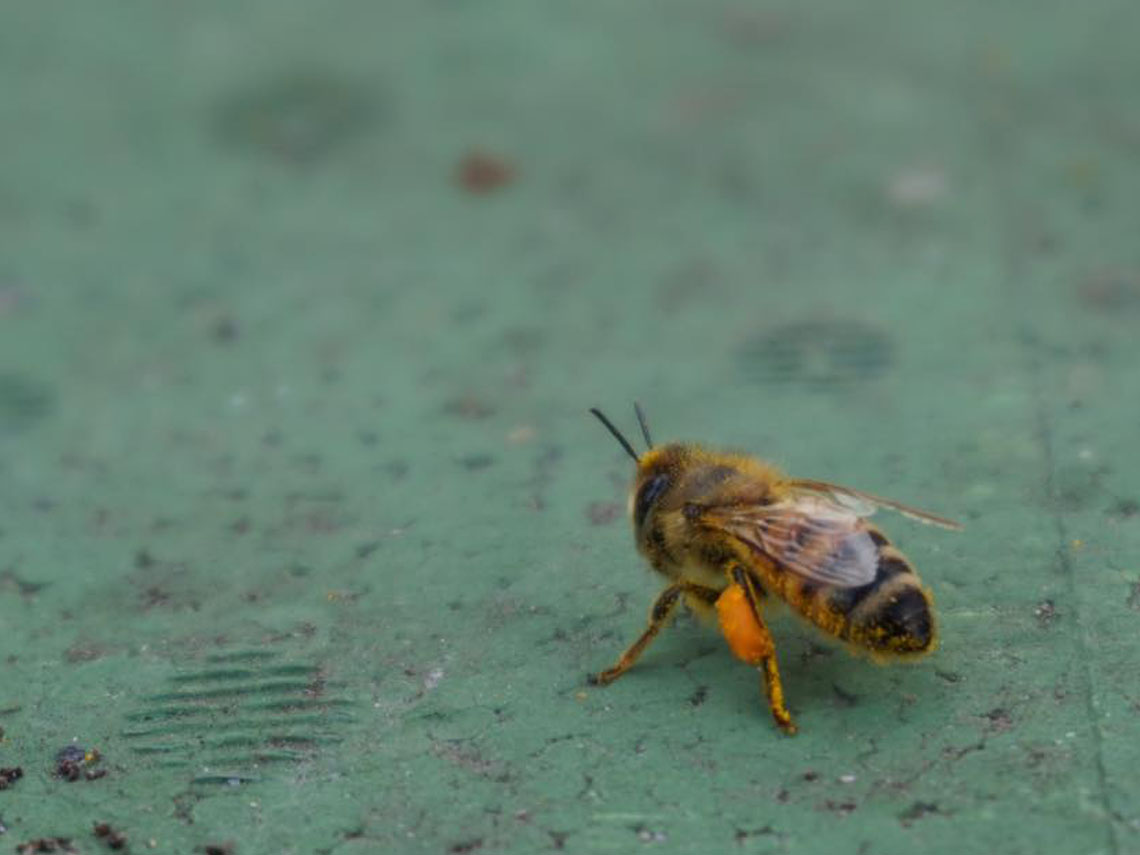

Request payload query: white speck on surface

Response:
[839,773,857,784]
[424,667,444,690]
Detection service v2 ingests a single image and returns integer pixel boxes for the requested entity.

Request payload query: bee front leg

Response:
[589,582,719,686]
[724,566,798,735]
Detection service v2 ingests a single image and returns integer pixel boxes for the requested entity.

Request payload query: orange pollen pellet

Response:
[716,583,769,665]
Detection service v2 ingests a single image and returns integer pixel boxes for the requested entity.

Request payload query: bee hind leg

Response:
[726,566,798,735]
[589,582,720,686]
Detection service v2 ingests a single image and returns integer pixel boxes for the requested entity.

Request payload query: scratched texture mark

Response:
[121,649,353,785]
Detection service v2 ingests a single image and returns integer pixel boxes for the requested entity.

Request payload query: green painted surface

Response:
[2,2,1139,853]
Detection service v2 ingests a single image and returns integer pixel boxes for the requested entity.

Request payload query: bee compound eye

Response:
[633,473,671,529]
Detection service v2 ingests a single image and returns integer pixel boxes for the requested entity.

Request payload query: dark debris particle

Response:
[982,707,1013,733]
[200,845,235,855]
[688,685,709,707]
[15,839,77,854]
[898,801,942,825]
[93,822,128,850]
[456,150,515,194]
[457,454,494,471]
[548,831,569,850]
[802,770,819,782]
[54,745,104,782]
[0,767,22,790]
[734,825,778,844]
[823,800,857,816]
[585,501,622,526]
[935,669,962,683]
[448,839,483,854]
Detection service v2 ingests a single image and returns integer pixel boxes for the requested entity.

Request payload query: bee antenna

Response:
[633,401,653,449]
[589,408,640,462]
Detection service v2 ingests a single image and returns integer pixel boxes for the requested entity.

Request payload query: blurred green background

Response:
[2,2,1139,853]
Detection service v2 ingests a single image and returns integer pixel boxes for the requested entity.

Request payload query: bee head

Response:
[589,405,684,533]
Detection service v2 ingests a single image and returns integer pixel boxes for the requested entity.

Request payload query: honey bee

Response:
[587,404,961,734]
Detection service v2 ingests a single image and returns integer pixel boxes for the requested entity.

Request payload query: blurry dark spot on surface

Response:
[0,766,22,790]
[211,316,240,343]
[383,460,409,480]
[832,683,859,707]
[982,707,1013,733]
[92,822,128,850]
[200,845,234,855]
[737,320,892,387]
[358,430,379,446]
[823,800,856,816]
[585,502,621,526]
[936,669,961,683]
[213,71,378,164]
[1034,599,1058,627]
[688,685,709,707]
[262,429,284,447]
[898,801,942,826]
[448,839,483,854]
[734,825,780,845]
[355,541,380,559]
[456,150,514,194]
[230,516,252,535]
[0,373,55,434]
[1076,268,1140,312]
[15,838,77,854]
[445,394,495,420]
[1108,497,1139,520]
[458,454,494,471]
[802,770,819,782]
[65,641,108,663]
[1127,581,1140,612]
[134,549,156,569]
[0,566,48,599]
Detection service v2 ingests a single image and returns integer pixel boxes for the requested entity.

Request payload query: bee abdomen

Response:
[827,543,936,656]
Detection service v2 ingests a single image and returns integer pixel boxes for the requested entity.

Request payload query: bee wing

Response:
[709,496,880,588]
[789,478,964,531]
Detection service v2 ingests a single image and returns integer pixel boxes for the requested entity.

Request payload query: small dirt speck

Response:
[448,839,483,854]
[0,766,23,790]
[982,707,1013,733]
[93,822,128,850]
[585,502,622,526]
[456,151,515,194]
[445,394,495,420]
[688,685,709,707]
[458,454,494,471]
[899,801,941,826]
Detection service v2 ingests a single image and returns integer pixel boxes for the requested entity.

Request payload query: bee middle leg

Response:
[589,582,721,686]
[727,566,797,735]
